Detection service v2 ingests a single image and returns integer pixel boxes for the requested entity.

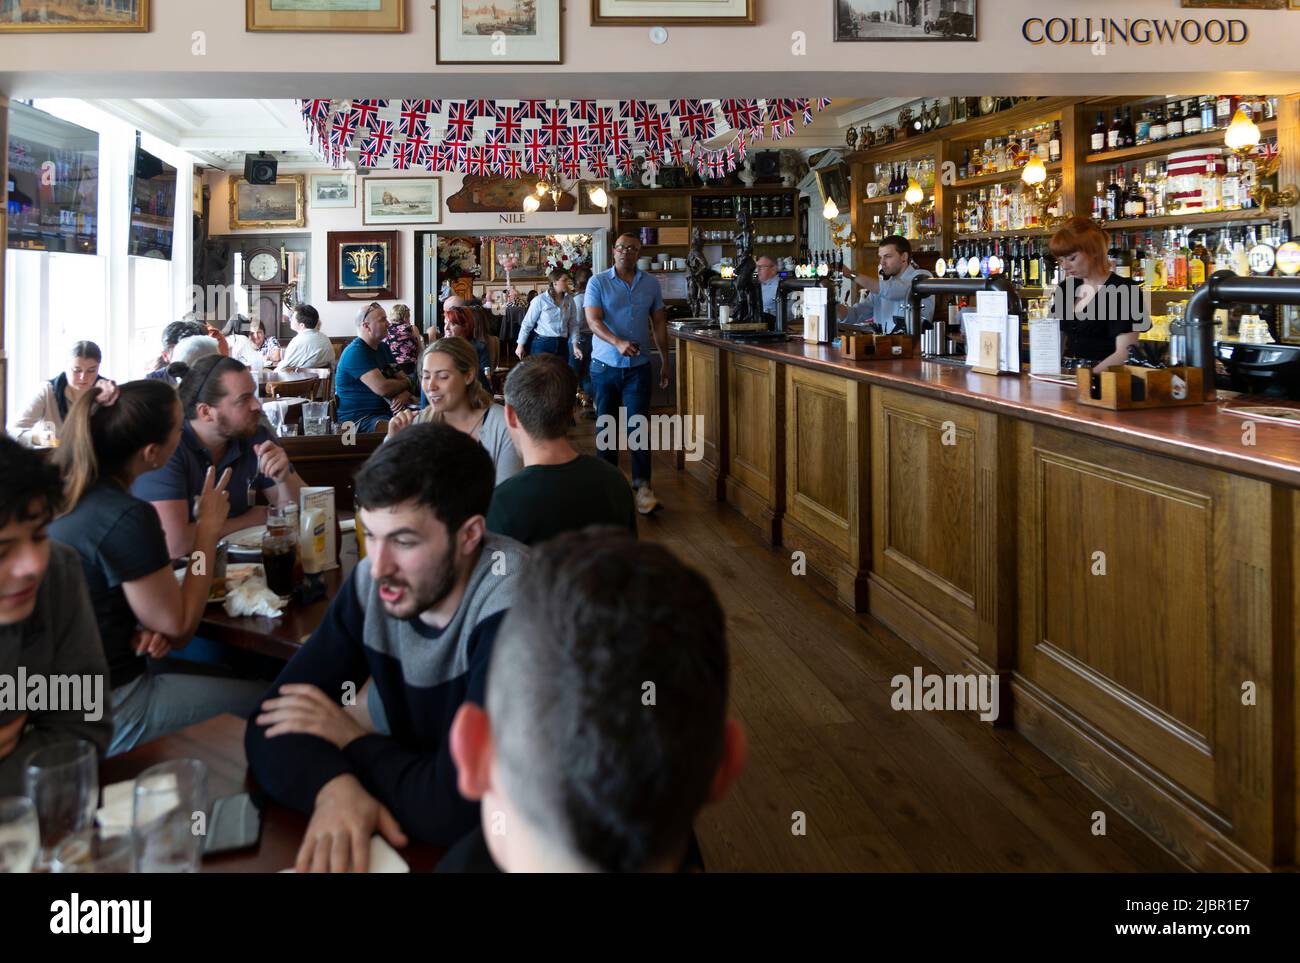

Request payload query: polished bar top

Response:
[672,329,1300,489]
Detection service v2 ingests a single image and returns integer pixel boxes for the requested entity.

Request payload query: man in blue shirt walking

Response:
[583,233,670,515]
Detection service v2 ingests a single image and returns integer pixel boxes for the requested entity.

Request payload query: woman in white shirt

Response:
[386,337,522,486]
[516,268,582,364]
[11,341,107,446]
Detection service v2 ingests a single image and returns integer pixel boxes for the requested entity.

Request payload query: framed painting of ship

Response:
[0,0,149,33]
[228,175,306,230]
[246,0,404,33]
[435,0,562,64]
[362,176,441,225]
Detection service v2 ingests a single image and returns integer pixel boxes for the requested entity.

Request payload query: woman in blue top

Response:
[516,268,582,365]
[49,380,266,755]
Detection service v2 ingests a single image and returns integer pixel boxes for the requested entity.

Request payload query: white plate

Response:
[225,525,267,551]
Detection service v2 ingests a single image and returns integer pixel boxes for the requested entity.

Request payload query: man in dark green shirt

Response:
[487,356,636,546]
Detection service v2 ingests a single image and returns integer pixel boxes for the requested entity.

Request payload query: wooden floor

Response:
[577,424,1186,873]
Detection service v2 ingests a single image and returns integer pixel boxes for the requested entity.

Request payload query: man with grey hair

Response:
[335,303,414,432]
[443,530,745,872]
[756,256,781,317]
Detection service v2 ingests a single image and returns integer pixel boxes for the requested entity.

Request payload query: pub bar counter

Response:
[672,327,1299,872]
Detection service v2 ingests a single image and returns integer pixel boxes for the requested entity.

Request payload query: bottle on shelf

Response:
[1183,98,1203,137]
[1213,230,1233,272]
[1199,96,1217,133]
[1121,107,1137,149]
[1149,104,1167,143]
[1107,109,1123,151]
[1136,109,1153,146]
[1093,179,1108,221]
[1049,121,1062,163]
[1091,111,1107,153]
[1166,100,1184,139]
[1216,93,1235,130]
[1108,166,1126,222]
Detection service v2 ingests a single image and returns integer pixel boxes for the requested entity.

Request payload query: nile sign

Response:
[1022,17,1249,46]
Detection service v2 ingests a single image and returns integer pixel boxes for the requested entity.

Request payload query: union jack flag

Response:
[392,140,414,170]
[466,98,495,118]
[350,99,387,130]
[816,97,833,111]
[493,104,524,144]
[665,139,685,167]
[538,106,570,147]
[588,107,617,148]
[623,101,661,146]
[466,145,489,177]
[647,112,672,153]
[521,129,549,171]
[358,137,383,169]
[483,131,509,172]
[583,150,609,179]
[502,150,523,180]
[405,121,432,160]
[301,99,332,123]
[519,99,548,120]
[790,98,813,125]
[768,99,797,137]
[400,99,431,136]
[722,98,763,130]
[433,144,455,172]
[329,111,358,150]
[568,99,596,122]
[608,118,629,158]
[671,100,708,140]
[616,150,636,175]
[445,102,476,142]
[367,119,394,155]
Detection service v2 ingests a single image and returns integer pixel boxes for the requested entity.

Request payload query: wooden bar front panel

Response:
[683,340,725,499]
[782,365,869,611]
[1014,423,1283,870]
[725,353,783,543]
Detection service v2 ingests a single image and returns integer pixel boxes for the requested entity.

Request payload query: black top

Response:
[1058,273,1145,364]
[485,454,637,547]
[49,483,171,689]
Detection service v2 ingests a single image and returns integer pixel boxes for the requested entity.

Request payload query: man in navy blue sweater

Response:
[245,423,527,872]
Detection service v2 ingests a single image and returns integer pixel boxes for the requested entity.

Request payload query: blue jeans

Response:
[571,333,594,398]
[108,665,267,756]
[591,359,652,488]
[528,335,570,360]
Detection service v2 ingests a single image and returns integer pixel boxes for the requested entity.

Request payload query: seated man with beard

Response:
[133,355,304,559]
[245,423,527,871]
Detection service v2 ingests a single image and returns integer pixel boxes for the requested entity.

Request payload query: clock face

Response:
[248,252,279,283]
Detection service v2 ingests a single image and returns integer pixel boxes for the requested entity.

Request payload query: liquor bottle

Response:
[959,148,970,180]
[1121,107,1136,148]
[1091,112,1107,152]
[1174,229,1190,289]
[1231,230,1251,277]
[1166,100,1184,139]
[1213,230,1233,272]
[1108,166,1125,222]
[1142,164,1157,217]
[1129,168,1146,218]
[1107,109,1123,151]
[1222,153,1242,211]
[1092,179,1108,221]
[1200,157,1222,213]
[1183,99,1203,136]
[1216,93,1234,129]
[1136,110,1152,146]
[1027,240,1042,288]
[1149,105,1167,143]
[1049,121,1062,163]
[1200,96,1216,133]
[1188,231,1209,288]
[1113,233,1133,279]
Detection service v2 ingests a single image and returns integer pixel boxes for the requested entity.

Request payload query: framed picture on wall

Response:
[1180,1,1286,7]
[362,176,442,225]
[488,236,547,280]
[835,0,978,41]
[328,230,399,301]
[228,175,306,230]
[310,172,356,209]
[246,0,404,32]
[0,0,149,32]
[577,180,609,215]
[814,163,849,212]
[436,0,562,64]
[591,0,753,25]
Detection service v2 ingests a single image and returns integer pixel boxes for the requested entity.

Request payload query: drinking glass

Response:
[52,832,133,873]
[0,796,40,873]
[131,760,208,873]
[23,740,98,871]
[303,401,329,436]
[264,402,285,436]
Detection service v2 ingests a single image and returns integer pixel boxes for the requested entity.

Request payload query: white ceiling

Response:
[88,96,892,170]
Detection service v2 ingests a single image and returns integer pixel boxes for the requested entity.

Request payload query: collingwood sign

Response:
[1023,17,1249,46]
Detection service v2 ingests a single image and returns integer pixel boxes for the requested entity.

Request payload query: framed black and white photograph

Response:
[362,176,441,225]
[835,0,977,42]
[310,172,355,209]
[436,0,562,65]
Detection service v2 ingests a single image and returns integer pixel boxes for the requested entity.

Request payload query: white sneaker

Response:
[635,485,661,515]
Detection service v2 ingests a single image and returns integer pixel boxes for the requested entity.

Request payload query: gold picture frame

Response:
[590,0,753,26]
[228,175,307,231]
[246,0,404,32]
[0,0,149,32]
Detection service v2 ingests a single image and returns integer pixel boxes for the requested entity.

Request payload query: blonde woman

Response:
[387,337,521,485]
[383,302,424,378]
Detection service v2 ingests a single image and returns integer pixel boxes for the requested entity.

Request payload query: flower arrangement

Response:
[544,234,592,274]
[437,238,481,280]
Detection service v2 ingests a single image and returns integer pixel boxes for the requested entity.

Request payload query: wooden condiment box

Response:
[1076,364,1206,410]
[658,227,690,245]
[841,333,914,361]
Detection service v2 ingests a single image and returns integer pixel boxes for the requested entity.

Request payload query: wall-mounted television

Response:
[129,138,176,260]
[5,101,99,255]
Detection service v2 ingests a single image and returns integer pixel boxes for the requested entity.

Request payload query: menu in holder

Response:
[803,287,829,343]
[1029,317,1064,376]
[299,487,338,571]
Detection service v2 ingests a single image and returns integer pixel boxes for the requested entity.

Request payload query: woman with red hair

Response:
[1049,217,1143,370]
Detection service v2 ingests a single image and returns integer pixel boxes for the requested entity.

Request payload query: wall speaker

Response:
[244,152,278,185]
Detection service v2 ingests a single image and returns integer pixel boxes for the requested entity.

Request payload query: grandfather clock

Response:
[242,245,288,340]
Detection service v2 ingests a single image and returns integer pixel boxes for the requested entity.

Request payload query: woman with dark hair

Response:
[48,380,266,755]
[387,337,521,485]
[516,269,580,363]
[10,340,109,446]
[1049,216,1144,371]
[442,305,493,393]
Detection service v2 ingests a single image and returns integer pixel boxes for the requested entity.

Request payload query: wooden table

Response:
[100,714,444,873]
[200,542,358,661]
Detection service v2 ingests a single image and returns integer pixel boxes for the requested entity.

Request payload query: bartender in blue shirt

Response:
[757,256,781,316]
[584,233,670,517]
[839,235,935,333]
